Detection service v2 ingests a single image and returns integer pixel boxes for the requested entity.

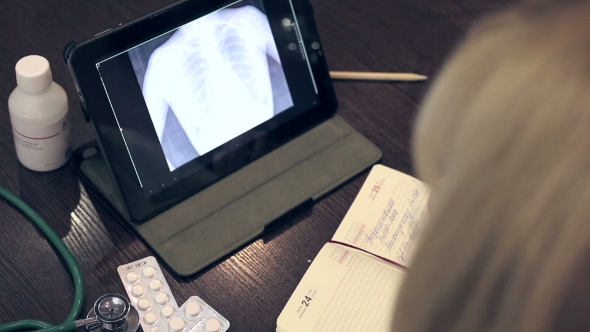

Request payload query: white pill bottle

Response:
[8,55,71,172]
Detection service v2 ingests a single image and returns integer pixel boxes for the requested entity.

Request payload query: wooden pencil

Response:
[329,71,428,82]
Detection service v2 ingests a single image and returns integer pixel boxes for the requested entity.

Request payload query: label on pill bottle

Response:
[12,113,71,171]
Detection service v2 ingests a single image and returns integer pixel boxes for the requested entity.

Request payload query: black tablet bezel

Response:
[66,0,337,222]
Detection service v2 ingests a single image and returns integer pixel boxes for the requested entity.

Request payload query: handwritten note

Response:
[277,165,428,332]
[332,165,430,266]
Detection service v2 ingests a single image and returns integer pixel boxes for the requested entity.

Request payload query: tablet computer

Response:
[65,0,337,223]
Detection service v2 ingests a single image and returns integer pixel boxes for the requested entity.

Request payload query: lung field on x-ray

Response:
[177,37,214,139]
[130,6,293,171]
[216,25,271,109]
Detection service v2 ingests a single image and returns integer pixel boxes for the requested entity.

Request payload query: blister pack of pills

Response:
[152,296,230,332]
[117,256,179,331]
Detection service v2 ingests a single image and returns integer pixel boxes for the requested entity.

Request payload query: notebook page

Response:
[332,164,430,266]
[276,242,405,332]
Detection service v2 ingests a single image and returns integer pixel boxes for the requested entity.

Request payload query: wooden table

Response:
[0,0,510,330]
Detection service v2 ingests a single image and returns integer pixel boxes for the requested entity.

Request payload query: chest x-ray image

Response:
[128,2,294,171]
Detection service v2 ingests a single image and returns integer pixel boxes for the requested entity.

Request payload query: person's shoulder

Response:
[147,42,183,71]
[143,42,183,94]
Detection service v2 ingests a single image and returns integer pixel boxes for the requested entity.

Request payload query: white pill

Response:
[154,292,169,305]
[184,301,201,317]
[131,284,145,297]
[168,317,186,332]
[205,318,221,332]
[148,279,163,292]
[143,311,158,325]
[137,298,151,311]
[125,271,139,283]
[150,327,160,332]
[161,306,175,318]
[143,266,157,278]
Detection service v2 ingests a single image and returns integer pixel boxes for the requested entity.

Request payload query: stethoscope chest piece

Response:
[86,294,140,332]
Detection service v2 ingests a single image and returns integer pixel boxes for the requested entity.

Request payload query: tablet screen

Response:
[95,0,319,196]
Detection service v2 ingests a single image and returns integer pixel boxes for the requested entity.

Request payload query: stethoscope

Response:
[82,294,140,332]
[0,187,139,332]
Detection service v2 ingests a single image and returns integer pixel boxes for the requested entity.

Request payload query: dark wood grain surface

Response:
[0,0,512,331]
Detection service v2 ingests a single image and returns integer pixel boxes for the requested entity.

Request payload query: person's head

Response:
[394,0,590,331]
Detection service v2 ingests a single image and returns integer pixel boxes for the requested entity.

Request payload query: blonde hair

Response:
[393,1,590,331]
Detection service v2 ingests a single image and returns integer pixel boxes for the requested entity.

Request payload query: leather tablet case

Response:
[74,115,381,276]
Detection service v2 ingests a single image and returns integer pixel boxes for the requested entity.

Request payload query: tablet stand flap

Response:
[76,115,381,276]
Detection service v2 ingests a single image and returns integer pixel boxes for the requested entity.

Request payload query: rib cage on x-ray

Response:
[144,6,277,162]
[216,25,272,109]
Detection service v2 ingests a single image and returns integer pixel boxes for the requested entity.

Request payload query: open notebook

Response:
[276,164,430,332]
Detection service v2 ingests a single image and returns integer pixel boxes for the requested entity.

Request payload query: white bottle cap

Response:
[15,55,52,93]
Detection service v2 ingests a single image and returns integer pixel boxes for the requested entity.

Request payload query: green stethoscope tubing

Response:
[0,186,84,332]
